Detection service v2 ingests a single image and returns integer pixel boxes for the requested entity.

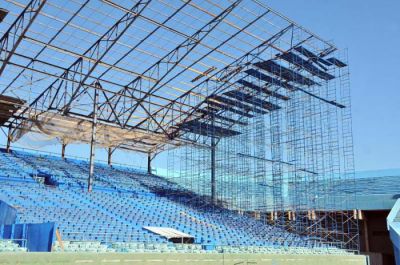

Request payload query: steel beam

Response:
[99,0,242,135]
[4,55,191,116]
[108,147,114,166]
[88,82,100,193]
[6,125,11,153]
[210,115,216,205]
[1,1,90,95]
[58,0,151,114]
[16,0,150,125]
[61,143,66,159]
[147,153,152,174]
[94,0,192,120]
[10,0,151,130]
[132,9,271,133]
[0,0,47,77]
[168,24,294,139]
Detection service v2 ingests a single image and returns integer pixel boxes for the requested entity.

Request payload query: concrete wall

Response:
[0,253,368,265]
[388,199,400,265]
[360,210,395,265]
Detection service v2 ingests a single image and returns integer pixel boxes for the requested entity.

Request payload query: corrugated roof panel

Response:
[224,90,280,111]
[236,79,289,101]
[279,52,335,80]
[254,60,318,86]
[245,69,298,91]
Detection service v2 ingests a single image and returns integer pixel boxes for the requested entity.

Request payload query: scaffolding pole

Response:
[211,134,216,205]
[164,41,357,250]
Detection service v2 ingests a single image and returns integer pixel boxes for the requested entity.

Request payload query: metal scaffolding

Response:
[0,0,359,251]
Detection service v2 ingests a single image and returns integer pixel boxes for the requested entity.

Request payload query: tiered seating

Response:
[53,241,112,253]
[52,241,352,255]
[0,152,35,181]
[0,181,161,243]
[0,240,27,252]
[0,149,349,254]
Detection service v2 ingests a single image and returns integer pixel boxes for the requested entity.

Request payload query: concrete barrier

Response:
[0,252,368,265]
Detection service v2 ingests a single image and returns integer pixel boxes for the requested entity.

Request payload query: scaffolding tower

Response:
[0,0,359,251]
[165,30,359,251]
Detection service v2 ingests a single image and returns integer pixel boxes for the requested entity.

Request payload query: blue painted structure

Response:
[289,168,400,211]
[0,201,16,225]
[337,168,400,210]
[3,148,398,253]
[0,222,55,252]
[0,149,318,249]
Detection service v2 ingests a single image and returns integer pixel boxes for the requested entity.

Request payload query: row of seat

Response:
[0,149,347,253]
[51,241,352,255]
[0,240,27,253]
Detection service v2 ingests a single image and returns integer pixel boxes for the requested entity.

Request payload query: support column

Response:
[88,82,99,193]
[147,153,152,174]
[211,114,216,205]
[6,125,11,153]
[107,147,112,166]
[363,213,370,252]
[211,137,216,204]
[61,143,66,159]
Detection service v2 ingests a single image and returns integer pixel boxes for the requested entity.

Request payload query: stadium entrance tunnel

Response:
[144,227,195,244]
[358,210,396,265]
[29,171,58,187]
[169,237,195,244]
[0,253,368,265]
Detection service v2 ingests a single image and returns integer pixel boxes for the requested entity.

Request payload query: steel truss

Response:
[0,0,46,76]
[0,0,359,251]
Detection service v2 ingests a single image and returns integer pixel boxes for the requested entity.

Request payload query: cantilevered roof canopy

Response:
[0,0,346,152]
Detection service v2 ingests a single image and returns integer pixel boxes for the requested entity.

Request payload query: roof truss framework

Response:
[0,0,46,76]
[0,0,345,152]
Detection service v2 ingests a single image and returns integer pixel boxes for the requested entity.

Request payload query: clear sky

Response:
[1,0,399,172]
[264,0,400,171]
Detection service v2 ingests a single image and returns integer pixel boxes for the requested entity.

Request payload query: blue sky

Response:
[265,0,400,170]
[1,0,399,171]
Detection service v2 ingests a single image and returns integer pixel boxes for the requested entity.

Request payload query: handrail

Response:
[57,231,154,244]
[0,238,28,248]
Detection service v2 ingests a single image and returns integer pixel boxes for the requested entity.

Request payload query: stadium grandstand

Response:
[0,0,382,264]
